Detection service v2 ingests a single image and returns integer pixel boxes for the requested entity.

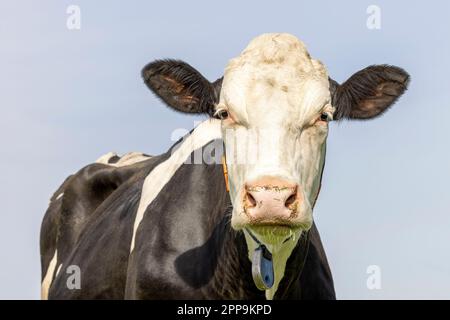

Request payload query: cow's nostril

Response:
[285,193,297,208]
[245,192,257,208]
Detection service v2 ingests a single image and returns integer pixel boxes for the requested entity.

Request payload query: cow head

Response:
[142,33,409,294]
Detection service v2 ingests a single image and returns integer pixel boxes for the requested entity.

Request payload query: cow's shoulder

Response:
[40,151,162,295]
[48,151,157,243]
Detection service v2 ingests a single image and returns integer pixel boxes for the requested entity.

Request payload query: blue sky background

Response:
[1,0,449,299]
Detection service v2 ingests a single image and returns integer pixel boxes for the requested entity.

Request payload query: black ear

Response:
[142,59,221,116]
[330,65,410,120]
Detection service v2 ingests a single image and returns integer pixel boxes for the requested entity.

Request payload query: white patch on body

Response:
[55,264,63,278]
[95,152,151,167]
[41,250,58,300]
[129,119,222,253]
[95,152,118,164]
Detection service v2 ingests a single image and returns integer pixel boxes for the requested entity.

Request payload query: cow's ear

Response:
[331,65,410,120]
[142,59,220,116]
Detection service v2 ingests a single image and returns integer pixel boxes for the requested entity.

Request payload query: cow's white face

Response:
[218,34,333,244]
[142,32,409,297]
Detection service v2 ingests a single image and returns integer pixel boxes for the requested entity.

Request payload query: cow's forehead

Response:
[225,33,328,81]
[221,33,330,123]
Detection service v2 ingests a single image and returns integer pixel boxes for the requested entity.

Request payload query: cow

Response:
[40,33,409,299]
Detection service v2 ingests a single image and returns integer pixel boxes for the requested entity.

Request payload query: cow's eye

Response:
[320,112,332,122]
[214,109,229,120]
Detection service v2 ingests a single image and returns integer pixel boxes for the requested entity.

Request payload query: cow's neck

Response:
[202,199,262,299]
[243,230,309,299]
[210,198,310,300]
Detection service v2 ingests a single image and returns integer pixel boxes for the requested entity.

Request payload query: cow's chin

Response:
[248,225,302,246]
